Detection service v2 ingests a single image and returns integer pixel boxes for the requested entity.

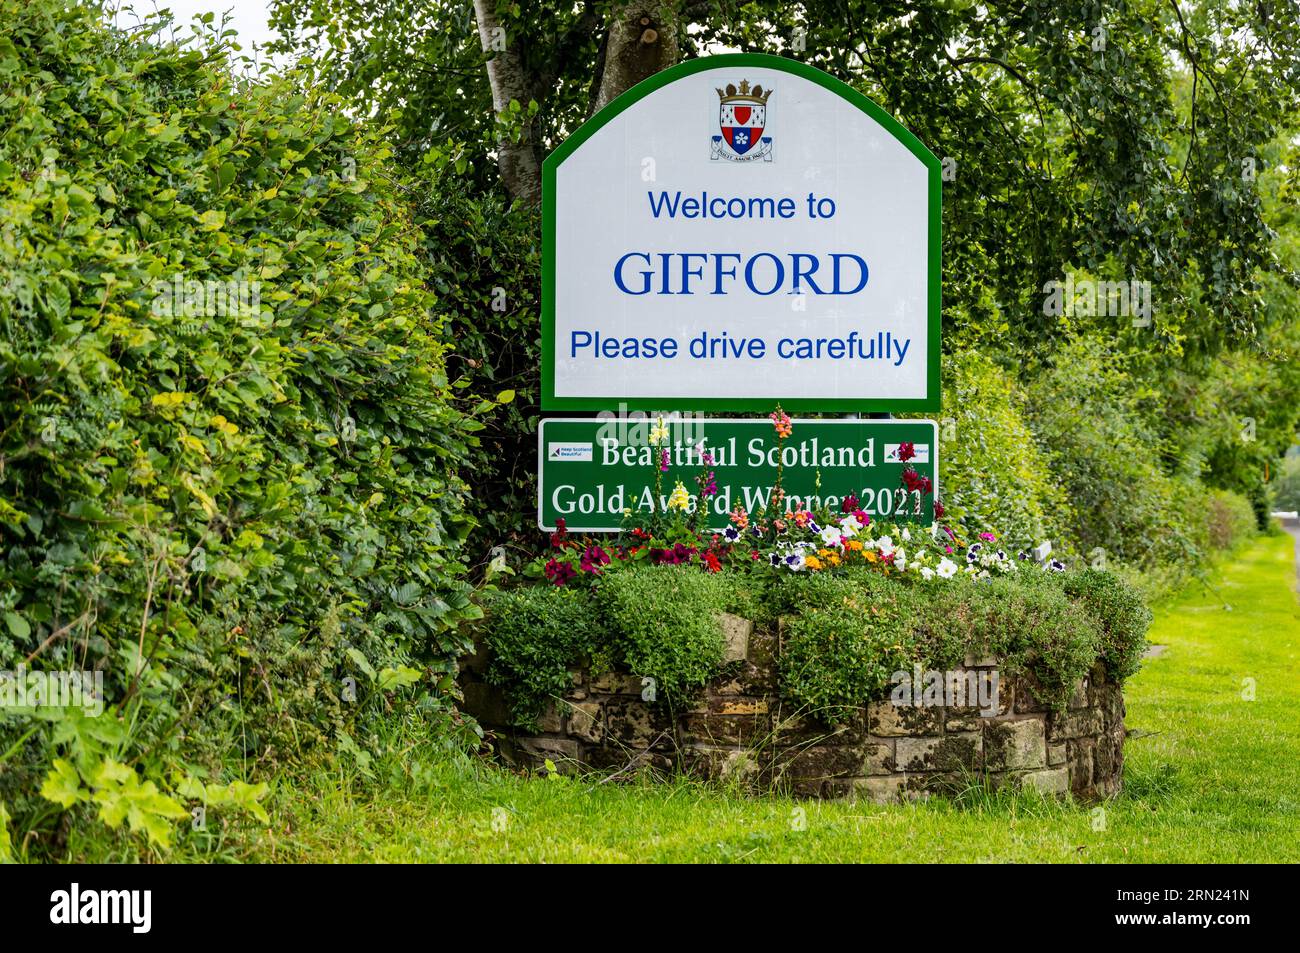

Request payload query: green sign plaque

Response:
[538,418,939,532]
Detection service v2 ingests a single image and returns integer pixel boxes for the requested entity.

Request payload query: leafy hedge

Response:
[776,572,919,724]
[928,350,1071,551]
[0,1,483,856]
[481,565,1152,728]
[483,565,737,725]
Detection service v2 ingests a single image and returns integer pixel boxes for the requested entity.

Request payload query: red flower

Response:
[702,551,722,573]
[550,518,570,549]
[901,467,933,495]
[544,558,576,586]
[934,500,946,519]
[841,493,859,513]
[897,442,916,462]
[580,545,611,574]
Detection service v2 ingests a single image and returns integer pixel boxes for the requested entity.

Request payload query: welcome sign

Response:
[543,53,941,411]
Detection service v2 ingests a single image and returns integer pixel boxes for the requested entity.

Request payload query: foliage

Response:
[927,350,1071,550]
[1202,490,1259,552]
[0,0,483,857]
[482,586,600,729]
[1270,453,1300,513]
[917,572,1106,710]
[1055,568,1152,682]
[1024,336,1201,567]
[777,572,919,724]
[597,565,731,706]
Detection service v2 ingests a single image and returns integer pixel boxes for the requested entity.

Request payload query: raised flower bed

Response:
[466,411,1148,800]
[462,624,1127,800]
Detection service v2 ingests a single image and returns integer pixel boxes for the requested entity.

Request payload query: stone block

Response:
[746,629,779,672]
[779,744,864,781]
[1017,765,1070,796]
[1068,675,1091,709]
[588,671,644,695]
[565,700,603,743]
[1048,742,1068,766]
[895,731,981,773]
[1067,737,1096,794]
[709,696,769,716]
[537,701,564,734]
[1048,708,1104,742]
[849,775,911,804]
[460,679,510,726]
[603,701,666,748]
[719,612,752,663]
[1012,672,1050,713]
[506,736,583,772]
[583,746,673,776]
[681,712,769,746]
[685,745,759,783]
[867,700,942,737]
[983,718,1046,771]
[861,741,895,776]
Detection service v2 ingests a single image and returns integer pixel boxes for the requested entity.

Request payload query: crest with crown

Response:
[715,79,773,105]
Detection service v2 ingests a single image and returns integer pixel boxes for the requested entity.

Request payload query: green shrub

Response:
[0,1,482,856]
[916,572,1105,709]
[598,566,731,705]
[1203,490,1258,551]
[483,587,602,729]
[1269,453,1300,512]
[926,352,1071,550]
[778,573,919,723]
[1025,336,1199,567]
[1055,569,1151,681]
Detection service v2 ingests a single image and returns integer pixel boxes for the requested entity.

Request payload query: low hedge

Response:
[479,564,1151,728]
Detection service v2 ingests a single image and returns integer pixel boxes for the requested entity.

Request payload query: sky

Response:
[110,0,284,60]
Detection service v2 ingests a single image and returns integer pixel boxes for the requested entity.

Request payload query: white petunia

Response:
[875,535,894,556]
[920,567,935,580]
[839,514,862,537]
[936,557,958,579]
[820,526,844,548]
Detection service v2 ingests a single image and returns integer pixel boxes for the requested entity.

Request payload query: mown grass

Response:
[141,534,1300,862]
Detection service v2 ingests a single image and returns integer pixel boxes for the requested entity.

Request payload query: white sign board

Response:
[543,53,940,412]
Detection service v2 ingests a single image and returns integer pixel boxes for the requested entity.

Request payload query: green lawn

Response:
[242,534,1300,863]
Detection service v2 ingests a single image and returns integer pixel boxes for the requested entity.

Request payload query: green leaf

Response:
[198,209,226,231]
[345,646,376,681]
[40,759,85,809]
[0,800,12,862]
[2,611,29,640]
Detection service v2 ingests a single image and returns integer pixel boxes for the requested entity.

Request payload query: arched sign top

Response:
[543,53,941,412]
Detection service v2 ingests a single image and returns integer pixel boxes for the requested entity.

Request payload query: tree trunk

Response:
[591,3,681,115]
[472,0,543,205]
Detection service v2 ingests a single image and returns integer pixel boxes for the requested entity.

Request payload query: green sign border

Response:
[542,52,942,413]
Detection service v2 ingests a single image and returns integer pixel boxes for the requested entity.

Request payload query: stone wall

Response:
[460,615,1125,802]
